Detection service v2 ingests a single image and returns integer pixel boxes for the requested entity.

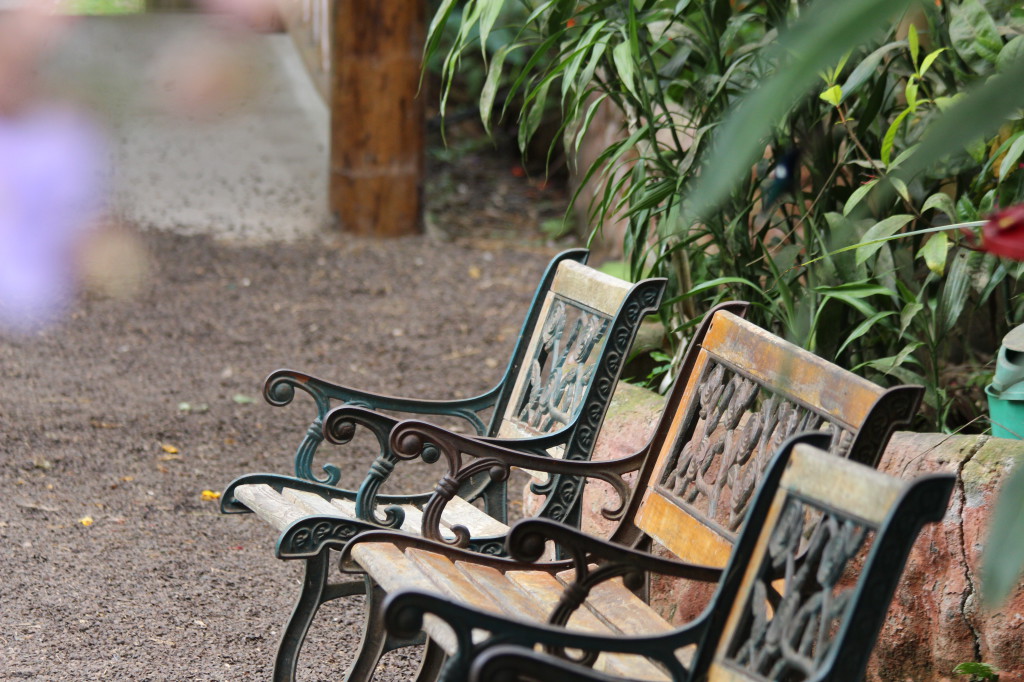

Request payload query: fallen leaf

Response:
[90,419,120,429]
[232,394,255,405]
[156,464,169,474]
[161,443,179,454]
[33,457,52,470]
[158,454,182,462]
[121,476,134,482]
[201,490,221,501]
[468,265,482,279]
[78,516,94,527]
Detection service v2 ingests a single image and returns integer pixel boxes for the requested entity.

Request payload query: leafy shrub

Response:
[429,0,1024,431]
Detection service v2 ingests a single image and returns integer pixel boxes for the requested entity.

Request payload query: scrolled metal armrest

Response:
[508,518,722,583]
[389,421,650,547]
[264,368,498,433]
[508,518,721,636]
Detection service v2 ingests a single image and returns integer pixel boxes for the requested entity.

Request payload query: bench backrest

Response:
[612,310,922,569]
[490,252,663,450]
[696,439,953,682]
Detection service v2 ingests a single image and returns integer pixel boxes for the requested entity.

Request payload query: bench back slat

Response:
[496,260,639,444]
[632,310,920,568]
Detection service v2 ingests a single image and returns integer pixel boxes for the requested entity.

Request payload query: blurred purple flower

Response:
[0,106,107,332]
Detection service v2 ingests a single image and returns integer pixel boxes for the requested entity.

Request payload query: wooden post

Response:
[330,1,424,236]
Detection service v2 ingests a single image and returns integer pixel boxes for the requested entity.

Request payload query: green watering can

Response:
[986,325,1024,439]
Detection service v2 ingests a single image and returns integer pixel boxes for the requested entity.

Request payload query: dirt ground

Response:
[0,149,576,680]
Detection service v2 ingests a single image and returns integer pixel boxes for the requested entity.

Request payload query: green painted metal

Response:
[377,433,955,682]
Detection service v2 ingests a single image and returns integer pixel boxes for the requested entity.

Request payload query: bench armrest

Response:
[262,368,503,484]
[388,420,650,546]
[265,368,501,431]
[507,517,721,628]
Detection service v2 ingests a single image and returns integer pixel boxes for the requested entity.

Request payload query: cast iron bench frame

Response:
[382,434,954,682]
[228,308,924,681]
[221,249,669,679]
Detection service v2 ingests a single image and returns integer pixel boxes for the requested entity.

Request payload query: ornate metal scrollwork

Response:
[725,497,870,680]
[659,361,852,537]
[278,515,381,559]
[391,429,512,548]
[515,299,610,433]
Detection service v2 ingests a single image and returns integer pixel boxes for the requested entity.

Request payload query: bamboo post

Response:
[330,1,424,236]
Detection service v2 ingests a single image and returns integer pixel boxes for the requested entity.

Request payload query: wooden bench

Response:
[220,249,666,679]
[245,248,664,531]
[226,309,924,681]
[379,436,954,682]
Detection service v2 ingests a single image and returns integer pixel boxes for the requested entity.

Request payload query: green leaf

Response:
[837,311,895,356]
[814,282,890,318]
[919,47,947,77]
[949,0,1003,74]
[819,84,842,107]
[908,22,919,66]
[843,179,879,216]
[900,300,924,335]
[882,108,912,167]
[952,662,1000,679]
[998,132,1024,180]
[612,39,638,100]
[904,77,919,111]
[480,44,513,135]
[923,192,957,221]
[232,394,255,405]
[890,176,911,204]
[856,214,915,265]
[518,77,552,154]
[862,342,924,377]
[840,40,905,101]
[983,457,1024,607]
[477,0,504,62]
[919,232,949,276]
[939,249,971,334]
[894,54,1024,190]
[666,276,771,303]
[998,35,1024,74]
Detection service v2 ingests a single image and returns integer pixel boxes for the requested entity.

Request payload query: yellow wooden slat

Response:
[782,442,904,526]
[702,311,882,428]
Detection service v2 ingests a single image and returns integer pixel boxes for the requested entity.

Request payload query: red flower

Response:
[981,205,1024,260]
[566,18,576,28]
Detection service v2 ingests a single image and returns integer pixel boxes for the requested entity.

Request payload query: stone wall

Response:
[523,383,1024,680]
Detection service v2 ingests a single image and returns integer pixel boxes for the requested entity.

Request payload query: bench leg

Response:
[413,638,448,682]
[274,551,366,682]
[343,578,391,682]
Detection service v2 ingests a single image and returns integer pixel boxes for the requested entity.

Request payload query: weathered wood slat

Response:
[438,496,510,537]
[551,260,634,316]
[704,311,881,428]
[282,488,349,517]
[783,445,904,526]
[635,493,732,568]
[348,543,460,653]
[234,484,310,532]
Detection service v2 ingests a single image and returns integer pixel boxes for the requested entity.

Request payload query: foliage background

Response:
[428,0,1024,610]
[430,0,1024,434]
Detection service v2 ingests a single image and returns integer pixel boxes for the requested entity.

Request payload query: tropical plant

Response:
[428,0,1024,432]
[427,0,1024,609]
